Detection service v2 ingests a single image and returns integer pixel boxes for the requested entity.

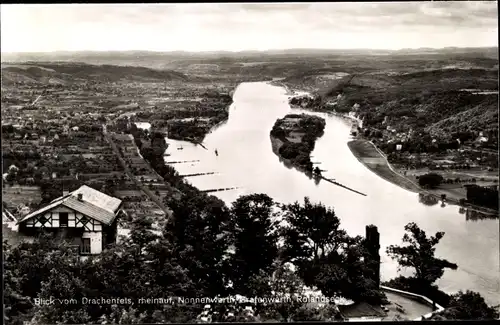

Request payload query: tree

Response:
[4,236,87,324]
[164,193,232,297]
[5,172,16,185]
[4,234,74,299]
[39,180,64,203]
[432,290,499,320]
[418,173,444,189]
[465,185,498,210]
[126,215,160,257]
[3,241,34,325]
[245,264,328,322]
[281,197,348,263]
[31,268,91,324]
[280,197,383,304]
[4,226,199,324]
[386,222,458,286]
[314,235,385,304]
[103,178,117,196]
[229,194,279,296]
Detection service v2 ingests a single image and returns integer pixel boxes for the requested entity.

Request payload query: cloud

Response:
[1,2,497,52]
[239,3,312,12]
[306,2,497,30]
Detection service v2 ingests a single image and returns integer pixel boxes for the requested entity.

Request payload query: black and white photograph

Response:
[1,2,499,324]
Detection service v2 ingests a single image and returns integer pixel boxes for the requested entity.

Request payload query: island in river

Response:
[270,113,326,175]
[282,72,499,214]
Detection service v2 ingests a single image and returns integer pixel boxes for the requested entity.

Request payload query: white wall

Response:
[25,208,102,231]
[82,231,102,254]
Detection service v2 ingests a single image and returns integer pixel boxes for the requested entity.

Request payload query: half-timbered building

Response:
[17,185,123,255]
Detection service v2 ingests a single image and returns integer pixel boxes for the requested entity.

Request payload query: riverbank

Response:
[348,139,498,215]
[172,92,233,145]
[276,81,362,128]
[137,89,233,145]
[170,114,229,147]
[348,139,421,193]
[146,81,499,305]
[268,80,295,96]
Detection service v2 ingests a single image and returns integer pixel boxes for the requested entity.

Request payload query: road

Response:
[367,140,422,190]
[102,124,172,218]
[462,145,498,155]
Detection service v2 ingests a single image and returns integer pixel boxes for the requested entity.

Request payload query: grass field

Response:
[2,185,42,207]
[348,139,498,214]
[348,140,421,192]
[408,168,498,181]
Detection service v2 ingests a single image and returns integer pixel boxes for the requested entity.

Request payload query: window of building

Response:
[38,215,47,226]
[81,238,91,254]
[59,212,68,227]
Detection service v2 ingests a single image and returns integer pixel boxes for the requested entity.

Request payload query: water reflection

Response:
[418,193,439,206]
[418,194,499,221]
[466,209,499,222]
[161,81,500,305]
[270,135,318,183]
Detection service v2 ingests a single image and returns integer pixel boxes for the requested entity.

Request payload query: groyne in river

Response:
[155,81,499,306]
[320,176,367,196]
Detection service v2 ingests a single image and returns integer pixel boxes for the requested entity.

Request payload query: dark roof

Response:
[338,302,386,319]
[18,185,122,225]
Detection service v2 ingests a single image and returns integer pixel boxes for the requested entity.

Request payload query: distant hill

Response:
[282,66,498,142]
[348,69,498,140]
[2,47,497,66]
[281,62,499,97]
[1,62,192,85]
[425,96,498,137]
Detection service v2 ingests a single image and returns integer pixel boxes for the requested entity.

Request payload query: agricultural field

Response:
[2,185,42,207]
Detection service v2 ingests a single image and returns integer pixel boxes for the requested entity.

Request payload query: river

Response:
[152,81,499,305]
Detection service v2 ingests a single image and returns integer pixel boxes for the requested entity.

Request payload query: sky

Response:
[1,2,498,52]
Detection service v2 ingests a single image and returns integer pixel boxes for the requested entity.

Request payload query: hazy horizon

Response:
[1,2,498,53]
[1,46,499,55]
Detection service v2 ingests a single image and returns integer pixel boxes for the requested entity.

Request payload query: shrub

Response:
[418,173,444,189]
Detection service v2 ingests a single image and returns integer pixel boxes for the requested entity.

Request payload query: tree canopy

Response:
[386,222,458,286]
[418,173,444,189]
[431,290,499,320]
[11,194,497,323]
[228,194,279,296]
[280,197,384,304]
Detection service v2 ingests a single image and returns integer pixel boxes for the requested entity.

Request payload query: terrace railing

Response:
[380,285,444,321]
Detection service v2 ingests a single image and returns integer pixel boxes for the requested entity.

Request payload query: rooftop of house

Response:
[19,185,122,226]
[2,204,18,222]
